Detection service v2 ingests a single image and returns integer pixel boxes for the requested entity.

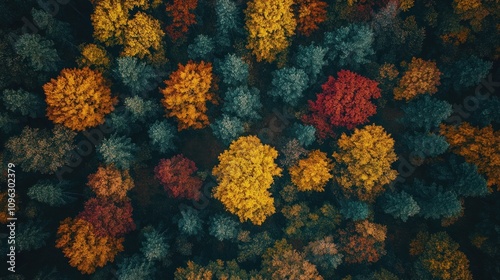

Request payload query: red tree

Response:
[154,155,202,200]
[302,70,381,139]
[165,0,198,41]
[77,198,136,238]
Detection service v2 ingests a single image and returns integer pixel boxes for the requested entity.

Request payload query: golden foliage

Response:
[91,0,129,46]
[244,0,296,62]
[378,63,399,81]
[393,58,441,101]
[174,260,213,280]
[289,150,333,192]
[122,11,165,59]
[440,123,500,190]
[399,0,415,11]
[55,218,124,274]
[296,0,328,36]
[77,43,110,70]
[212,136,282,225]
[333,124,398,201]
[355,220,387,242]
[160,61,216,130]
[87,165,135,201]
[44,67,117,131]
[441,27,471,46]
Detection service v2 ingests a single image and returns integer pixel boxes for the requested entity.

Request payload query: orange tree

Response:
[296,0,328,36]
[165,0,198,41]
[338,220,387,264]
[87,164,135,201]
[440,122,500,191]
[289,150,333,192]
[43,67,117,131]
[244,0,296,62]
[212,135,282,225]
[333,124,398,201]
[160,61,216,130]
[410,231,473,280]
[55,217,124,274]
[393,57,441,101]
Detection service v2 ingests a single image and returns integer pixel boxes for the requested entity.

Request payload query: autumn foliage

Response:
[440,123,500,190]
[333,124,398,201]
[339,221,387,264]
[87,165,135,201]
[289,150,333,192]
[154,155,203,200]
[165,0,198,41]
[245,0,296,62]
[393,58,441,101]
[55,218,124,274]
[303,70,381,139]
[296,0,328,36]
[77,198,136,238]
[43,67,117,131]
[212,136,282,225]
[160,61,216,131]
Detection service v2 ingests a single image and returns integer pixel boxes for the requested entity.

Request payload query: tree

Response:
[122,12,164,59]
[279,139,308,167]
[116,254,155,280]
[212,135,282,225]
[2,89,44,118]
[14,33,60,72]
[77,198,136,238]
[295,0,328,36]
[440,123,500,190]
[113,56,159,94]
[394,58,441,101]
[339,200,370,221]
[77,43,110,70]
[411,232,473,280]
[261,239,323,279]
[124,96,161,123]
[178,207,203,236]
[244,0,296,62]
[268,67,309,106]
[187,34,215,60]
[148,120,177,154]
[323,24,374,69]
[27,180,74,206]
[380,191,420,222]
[44,67,117,131]
[401,132,449,158]
[294,44,329,83]
[338,221,387,264]
[303,71,381,139]
[91,0,130,46]
[304,236,343,274]
[210,114,245,146]
[17,220,50,252]
[411,179,462,219]
[222,86,262,120]
[31,8,73,44]
[97,134,138,170]
[217,54,249,86]
[444,55,492,91]
[288,123,316,147]
[141,226,169,261]
[281,203,341,241]
[237,231,274,262]
[289,150,332,192]
[154,155,203,201]
[399,95,452,132]
[209,214,239,241]
[5,125,76,174]
[165,0,198,41]
[215,0,241,47]
[332,124,398,201]
[87,164,135,201]
[174,260,213,279]
[55,217,124,274]
[431,155,489,197]
[160,61,216,130]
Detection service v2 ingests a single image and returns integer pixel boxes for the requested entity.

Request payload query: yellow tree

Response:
[55,218,124,274]
[91,0,130,46]
[289,150,333,192]
[393,58,441,101]
[212,136,282,225]
[440,123,500,190]
[333,124,398,201]
[87,165,135,201]
[122,11,165,59]
[160,61,216,130]
[77,43,110,70]
[244,0,296,62]
[44,67,117,131]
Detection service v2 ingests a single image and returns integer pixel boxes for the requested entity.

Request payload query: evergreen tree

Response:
[113,56,159,95]
[141,227,169,262]
[116,254,155,280]
[399,95,452,132]
[401,132,449,158]
[445,55,492,91]
[340,200,370,221]
[211,114,245,146]
[222,86,262,120]
[217,54,249,86]
[14,33,60,72]
[31,8,73,44]
[2,88,44,118]
[27,180,74,206]
[268,67,309,106]
[215,0,241,47]
[17,220,50,252]
[294,43,329,83]
[209,214,239,241]
[178,207,203,236]
[97,134,138,170]
[287,123,316,147]
[148,120,177,154]
[324,24,374,69]
[187,34,215,60]
[411,180,462,220]
[380,190,420,222]
[124,96,161,123]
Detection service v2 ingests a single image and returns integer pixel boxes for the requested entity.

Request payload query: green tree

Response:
[288,123,316,147]
[178,207,203,236]
[340,200,370,221]
[401,133,449,158]
[97,134,138,170]
[215,0,241,47]
[14,33,60,72]
[141,226,169,262]
[116,254,155,280]
[399,96,452,132]
[211,114,245,146]
[222,86,262,120]
[217,54,249,86]
[380,190,420,222]
[124,96,161,123]
[209,214,239,241]
[27,180,74,206]
[294,43,329,83]
[148,120,177,154]
[268,67,309,106]
[187,34,215,60]
[113,56,159,95]
[2,88,44,118]
[324,24,374,69]
[411,180,462,220]
[17,220,50,252]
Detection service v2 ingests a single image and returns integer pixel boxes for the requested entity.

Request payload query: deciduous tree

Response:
[154,155,202,201]
[165,0,198,41]
[394,58,441,101]
[77,198,136,237]
[289,150,332,192]
[87,164,135,201]
[122,12,164,59]
[296,0,328,36]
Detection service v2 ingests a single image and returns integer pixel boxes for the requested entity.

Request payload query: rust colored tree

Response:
[165,0,198,41]
[338,221,387,264]
[154,154,203,201]
[87,165,135,201]
[296,0,328,36]
[303,70,381,139]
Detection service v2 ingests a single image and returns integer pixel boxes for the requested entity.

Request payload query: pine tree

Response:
[27,180,74,206]
[187,34,215,60]
[113,56,159,94]
[380,191,420,222]
[210,114,245,146]
[324,24,374,69]
[178,207,203,236]
[14,33,60,72]
[268,67,309,106]
[222,86,262,120]
[97,134,138,170]
[148,120,177,154]
[209,214,239,241]
[2,89,44,118]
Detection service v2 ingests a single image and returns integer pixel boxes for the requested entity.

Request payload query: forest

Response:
[0,0,499,279]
